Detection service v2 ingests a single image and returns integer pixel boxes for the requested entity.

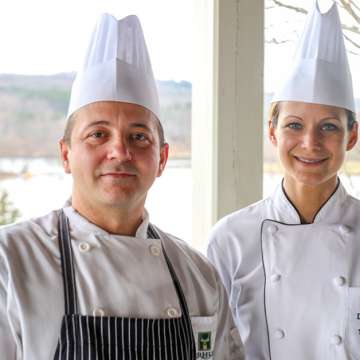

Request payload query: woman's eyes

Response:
[286,122,303,130]
[285,122,339,131]
[321,123,339,131]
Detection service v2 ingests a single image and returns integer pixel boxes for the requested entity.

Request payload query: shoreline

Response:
[2,158,360,177]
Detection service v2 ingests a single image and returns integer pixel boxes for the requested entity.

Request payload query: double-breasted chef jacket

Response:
[0,206,243,359]
[208,181,360,360]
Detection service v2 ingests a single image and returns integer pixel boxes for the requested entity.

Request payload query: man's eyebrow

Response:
[129,123,152,131]
[82,120,110,131]
[82,120,153,132]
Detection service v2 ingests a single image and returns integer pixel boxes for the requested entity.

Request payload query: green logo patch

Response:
[198,332,212,351]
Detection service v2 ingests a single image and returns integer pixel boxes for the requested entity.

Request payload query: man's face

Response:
[60,101,168,212]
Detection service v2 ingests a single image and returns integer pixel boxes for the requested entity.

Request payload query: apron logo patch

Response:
[198,332,211,351]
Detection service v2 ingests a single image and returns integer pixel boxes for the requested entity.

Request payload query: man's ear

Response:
[157,143,169,177]
[346,122,358,151]
[59,139,71,174]
[268,120,277,146]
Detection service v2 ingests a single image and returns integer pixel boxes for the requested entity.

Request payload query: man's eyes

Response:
[86,130,150,144]
[131,133,148,141]
[89,130,107,138]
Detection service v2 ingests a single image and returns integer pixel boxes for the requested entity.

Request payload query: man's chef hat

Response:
[272,0,355,112]
[67,14,160,119]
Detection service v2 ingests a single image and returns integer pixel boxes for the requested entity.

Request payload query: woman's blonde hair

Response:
[269,101,357,130]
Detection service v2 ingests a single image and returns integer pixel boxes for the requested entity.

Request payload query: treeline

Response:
[1,74,359,162]
[0,74,191,158]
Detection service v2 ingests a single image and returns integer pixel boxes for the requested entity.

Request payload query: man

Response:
[0,13,243,359]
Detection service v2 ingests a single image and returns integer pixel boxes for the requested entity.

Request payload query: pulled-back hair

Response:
[269,102,357,130]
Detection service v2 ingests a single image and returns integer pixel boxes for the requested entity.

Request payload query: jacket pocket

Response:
[191,315,217,360]
[346,287,360,360]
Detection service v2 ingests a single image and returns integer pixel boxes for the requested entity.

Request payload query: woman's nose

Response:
[301,128,322,150]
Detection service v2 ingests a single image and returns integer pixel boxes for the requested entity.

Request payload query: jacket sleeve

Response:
[207,238,232,295]
[213,268,244,360]
[0,253,19,359]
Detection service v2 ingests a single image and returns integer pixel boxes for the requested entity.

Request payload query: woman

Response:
[207,1,360,359]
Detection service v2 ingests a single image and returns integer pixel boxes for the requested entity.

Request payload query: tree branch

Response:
[344,33,360,48]
[269,0,307,14]
[349,0,360,13]
[348,49,360,55]
[266,38,291,44]
[339,0,360,24]
[342,24,360,35]
[268,0,360,53]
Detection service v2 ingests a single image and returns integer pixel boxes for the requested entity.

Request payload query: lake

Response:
[0,157,359,248]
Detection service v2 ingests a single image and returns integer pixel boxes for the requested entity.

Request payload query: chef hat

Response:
[67,14,160,119]
[272,0,355,112]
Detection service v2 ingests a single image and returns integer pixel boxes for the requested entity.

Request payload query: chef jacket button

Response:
[333,276,346,287]
[339,225,351,236]
[267,224,278,235]
[166,307,179,318]
[331,335,342,345]
[92,308,105,316]
[271,273,282,282]
[149,245,161,256]
[79,242,91,252]
[273,329,285,340]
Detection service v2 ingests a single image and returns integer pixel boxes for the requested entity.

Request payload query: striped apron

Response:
[54,210,196,359]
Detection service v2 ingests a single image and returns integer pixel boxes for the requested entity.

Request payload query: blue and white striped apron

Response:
[54,210,196,359]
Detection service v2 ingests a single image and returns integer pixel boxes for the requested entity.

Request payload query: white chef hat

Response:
[67,14,160,119]
[272,0,355,112]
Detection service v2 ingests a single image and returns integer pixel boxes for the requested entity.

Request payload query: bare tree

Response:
[266,0,360,55]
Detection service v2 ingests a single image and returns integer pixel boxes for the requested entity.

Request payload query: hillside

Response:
[1,74,359,164]
[0,74,191,158]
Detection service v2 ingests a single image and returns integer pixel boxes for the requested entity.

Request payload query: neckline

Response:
[62,206,150,240]
[271,178,347,224]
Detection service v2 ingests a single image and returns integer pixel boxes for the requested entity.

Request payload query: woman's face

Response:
[269,101,358,188]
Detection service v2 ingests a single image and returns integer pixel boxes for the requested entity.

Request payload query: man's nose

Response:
[107,136,132,161]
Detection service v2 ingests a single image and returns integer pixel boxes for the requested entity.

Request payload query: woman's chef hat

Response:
[272,0,355,112]
[67,14,160,119]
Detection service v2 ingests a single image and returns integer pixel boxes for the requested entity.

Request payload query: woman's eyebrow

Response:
[320,116,341,122]
[283,115,303,121]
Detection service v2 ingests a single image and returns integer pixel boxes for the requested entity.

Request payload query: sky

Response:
[0,0,193,81]
[0,0,359,96]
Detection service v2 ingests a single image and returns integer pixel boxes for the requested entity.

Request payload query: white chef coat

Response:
[208,181,360,360]
[0,206,244,360]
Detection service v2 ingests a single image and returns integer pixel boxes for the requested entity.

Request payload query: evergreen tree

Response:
[0,189,20,225]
